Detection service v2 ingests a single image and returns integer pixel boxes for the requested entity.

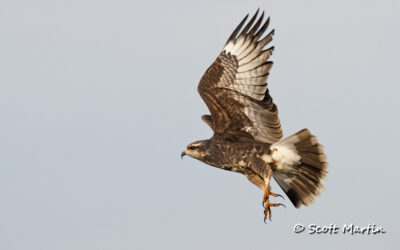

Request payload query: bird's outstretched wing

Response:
[198,10,282,143]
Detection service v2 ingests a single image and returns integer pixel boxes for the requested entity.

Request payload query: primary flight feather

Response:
[182,10,328,222]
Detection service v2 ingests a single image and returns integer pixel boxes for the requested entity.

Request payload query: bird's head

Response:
[181,140,210,160]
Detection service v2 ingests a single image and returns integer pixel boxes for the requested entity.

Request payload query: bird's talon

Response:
[267,202,285,208]
[262,189,285,222]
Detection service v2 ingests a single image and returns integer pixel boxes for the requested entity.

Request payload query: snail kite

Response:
[181,10,328,222]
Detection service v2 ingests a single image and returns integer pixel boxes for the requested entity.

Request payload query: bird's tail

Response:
[270,129,328,208]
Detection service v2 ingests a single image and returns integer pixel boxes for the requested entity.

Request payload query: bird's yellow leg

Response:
[263,200,285,222]
[262,170,285,222]
[263,189,284,203]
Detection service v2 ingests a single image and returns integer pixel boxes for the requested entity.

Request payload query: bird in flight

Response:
[181,10,328,222]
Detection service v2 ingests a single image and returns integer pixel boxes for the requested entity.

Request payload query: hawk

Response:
[181,10,328,222]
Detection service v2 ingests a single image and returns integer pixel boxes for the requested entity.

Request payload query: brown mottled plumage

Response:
[182,10,328,222]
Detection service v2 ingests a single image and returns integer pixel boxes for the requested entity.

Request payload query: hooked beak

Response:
[181,151,186,159]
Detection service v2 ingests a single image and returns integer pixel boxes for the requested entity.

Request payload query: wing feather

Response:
[197,10,282,143]
[201,115,214,130]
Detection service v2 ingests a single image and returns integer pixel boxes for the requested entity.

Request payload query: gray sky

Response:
[1,0,399,249]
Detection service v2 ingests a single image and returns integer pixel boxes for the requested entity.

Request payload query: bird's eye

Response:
[188,145,196,150]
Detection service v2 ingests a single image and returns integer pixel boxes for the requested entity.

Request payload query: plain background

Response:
[1,0,399,249]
